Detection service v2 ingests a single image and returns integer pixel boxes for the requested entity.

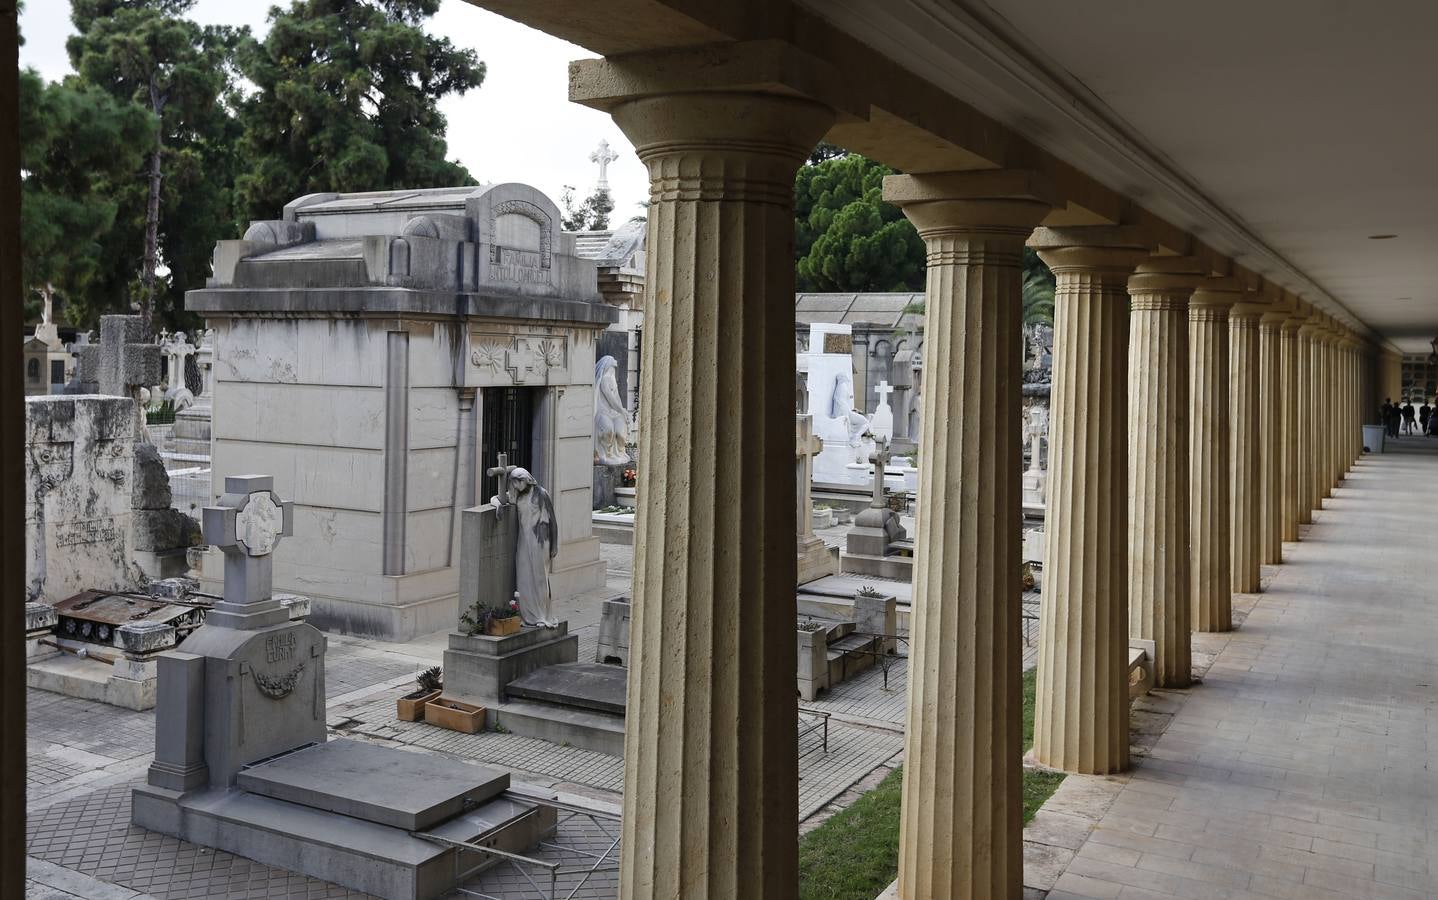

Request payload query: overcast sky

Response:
[18,0,648,226]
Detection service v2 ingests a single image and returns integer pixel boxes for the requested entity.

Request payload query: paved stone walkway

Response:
[1036,441,1438,899]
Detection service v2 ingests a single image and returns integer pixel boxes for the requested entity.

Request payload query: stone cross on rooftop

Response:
[202,475,294,630]
[868,436,892,509]
[77,315,162,398]
[590,139,620,190]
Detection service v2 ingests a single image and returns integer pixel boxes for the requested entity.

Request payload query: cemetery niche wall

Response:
[189,184,617,641]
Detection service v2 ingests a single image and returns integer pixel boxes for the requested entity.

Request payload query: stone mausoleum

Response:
[189,183,616,640]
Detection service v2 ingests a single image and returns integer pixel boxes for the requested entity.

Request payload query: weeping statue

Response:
[830,372,873,463]
[593,355,631,466]
[492,467,560,627]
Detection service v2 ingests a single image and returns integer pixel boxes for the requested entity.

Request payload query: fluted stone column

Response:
[1257,310,1285,564]
[1126,258,1199,687]
[1189,282,1236,630]
[1311,326,1332,507]
[571,44,846,899]
[885,170,1053,900]
[1229,303,1264,593]
[1279,313,1304,542]
[1296,321,1318,524]
[1031,227,1149,775]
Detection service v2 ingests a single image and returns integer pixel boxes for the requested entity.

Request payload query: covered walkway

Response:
[1048,440,1438,899]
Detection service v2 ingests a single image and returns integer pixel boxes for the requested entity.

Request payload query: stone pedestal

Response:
[885,172,1053,898]
[1188,283,1235,632]
[596,597,631,666]
[796,627,829,701]
[1031,227,1150,776]
[1229,304,1263,593]
[1126,259,1197,688]
[853,587,898,654]
[442,624,579,710]
[592,463,623,509]
[572,41,850,899]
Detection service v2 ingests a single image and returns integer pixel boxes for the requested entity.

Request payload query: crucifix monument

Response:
[869,380,895,441]
[867,436,892,509]
[589,139,620,190]
[1023,405,1049,508]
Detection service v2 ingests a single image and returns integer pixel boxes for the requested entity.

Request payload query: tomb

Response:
[840,438,915,580]
[132,475,558,899]
[796,414,840,584]
[188,183,616,640]
[442,456,627,755]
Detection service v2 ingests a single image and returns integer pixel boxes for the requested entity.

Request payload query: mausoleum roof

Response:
[795,293,925,330]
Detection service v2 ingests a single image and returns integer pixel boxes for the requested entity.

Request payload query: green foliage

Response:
[796,665,1064,899]
[798,765,903,899]
[19,68,155,324]
[458,600,519,636]
[1022,247,1055,326]
[233,0,485,223]
[415,665,442,693]
[794,153,925,293]
[560,185,614,231]
[66,0,245,331]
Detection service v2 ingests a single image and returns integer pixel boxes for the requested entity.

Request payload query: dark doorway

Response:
[479,386,535,502]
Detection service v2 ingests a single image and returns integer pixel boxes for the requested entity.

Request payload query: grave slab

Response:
[236,738,509,830]
[505,661,627,715]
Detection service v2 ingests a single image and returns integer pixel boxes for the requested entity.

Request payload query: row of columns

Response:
[569,41,1380,900]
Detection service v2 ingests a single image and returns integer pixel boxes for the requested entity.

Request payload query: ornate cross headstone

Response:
[202,474,294,630]
[868,436,892,510]
[1023,406,1049,506]
[870,380,895,441]
[590,139,620,190]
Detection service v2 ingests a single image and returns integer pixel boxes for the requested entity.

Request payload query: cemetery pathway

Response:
[1034,439,1438,899]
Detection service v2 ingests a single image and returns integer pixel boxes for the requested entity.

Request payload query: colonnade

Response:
[570,40,1379,900]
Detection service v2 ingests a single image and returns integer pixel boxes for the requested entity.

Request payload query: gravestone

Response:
[75,316,161,436]
[134,474,555,899]
[445,455,577,709]
[869,380,895,441]
[840,437,913,579]
[24,395,140,603]
[796,414,838,584]
[1023,405,1049,508]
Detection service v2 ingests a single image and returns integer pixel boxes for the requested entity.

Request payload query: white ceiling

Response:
[805,0,1438,350]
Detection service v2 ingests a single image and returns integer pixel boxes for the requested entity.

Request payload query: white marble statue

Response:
[593,355,630,466]
[166,386,195,414]
[492,467,559,627]
[829,372,873,463]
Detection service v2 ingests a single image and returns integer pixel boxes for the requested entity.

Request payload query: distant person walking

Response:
[1421,401,1432,436]
[1402,400,1417,435]
[1384,398,1400,437]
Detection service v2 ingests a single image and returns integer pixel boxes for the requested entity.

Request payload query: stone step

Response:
[235,738,509,831]
[493,700,625,757]
[134,780,552,900]
[828,632,878,656]
[505,661,627,716]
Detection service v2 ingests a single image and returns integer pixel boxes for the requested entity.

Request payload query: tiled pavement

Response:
[1034,443,1438,899]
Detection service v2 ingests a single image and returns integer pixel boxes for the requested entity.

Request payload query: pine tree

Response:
[234,0,485,222]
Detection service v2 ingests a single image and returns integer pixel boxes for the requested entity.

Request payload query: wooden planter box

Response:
[396,688,441,722]
[486,616,522,637]
[425,696,487,733]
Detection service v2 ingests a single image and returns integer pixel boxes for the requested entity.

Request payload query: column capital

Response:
[1128,255,1205,302]
[1027,225,1151,275]
[882,170,1055,240]
[569,38,864,118]
[1229,300,1270,321]
[1190,277,1242,319]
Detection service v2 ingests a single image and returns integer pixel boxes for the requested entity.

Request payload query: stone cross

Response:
[1025,406,1049,473]
[590,139,620,190]
[487,452,518,503]
[77,315,161,400]
[202,475,294,630]
[869,380,895,441]
[868,436,892,509]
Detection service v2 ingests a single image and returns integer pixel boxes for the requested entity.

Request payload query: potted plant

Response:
[397,666,442,722]
[424,695,486,733]
[811,504,833,529]
[459,598,523,638]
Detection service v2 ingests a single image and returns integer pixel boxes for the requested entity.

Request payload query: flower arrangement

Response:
[460,598,521,637]
[621,465,637,487]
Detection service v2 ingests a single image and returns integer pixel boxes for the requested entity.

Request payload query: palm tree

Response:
[1021,248,1055,326]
